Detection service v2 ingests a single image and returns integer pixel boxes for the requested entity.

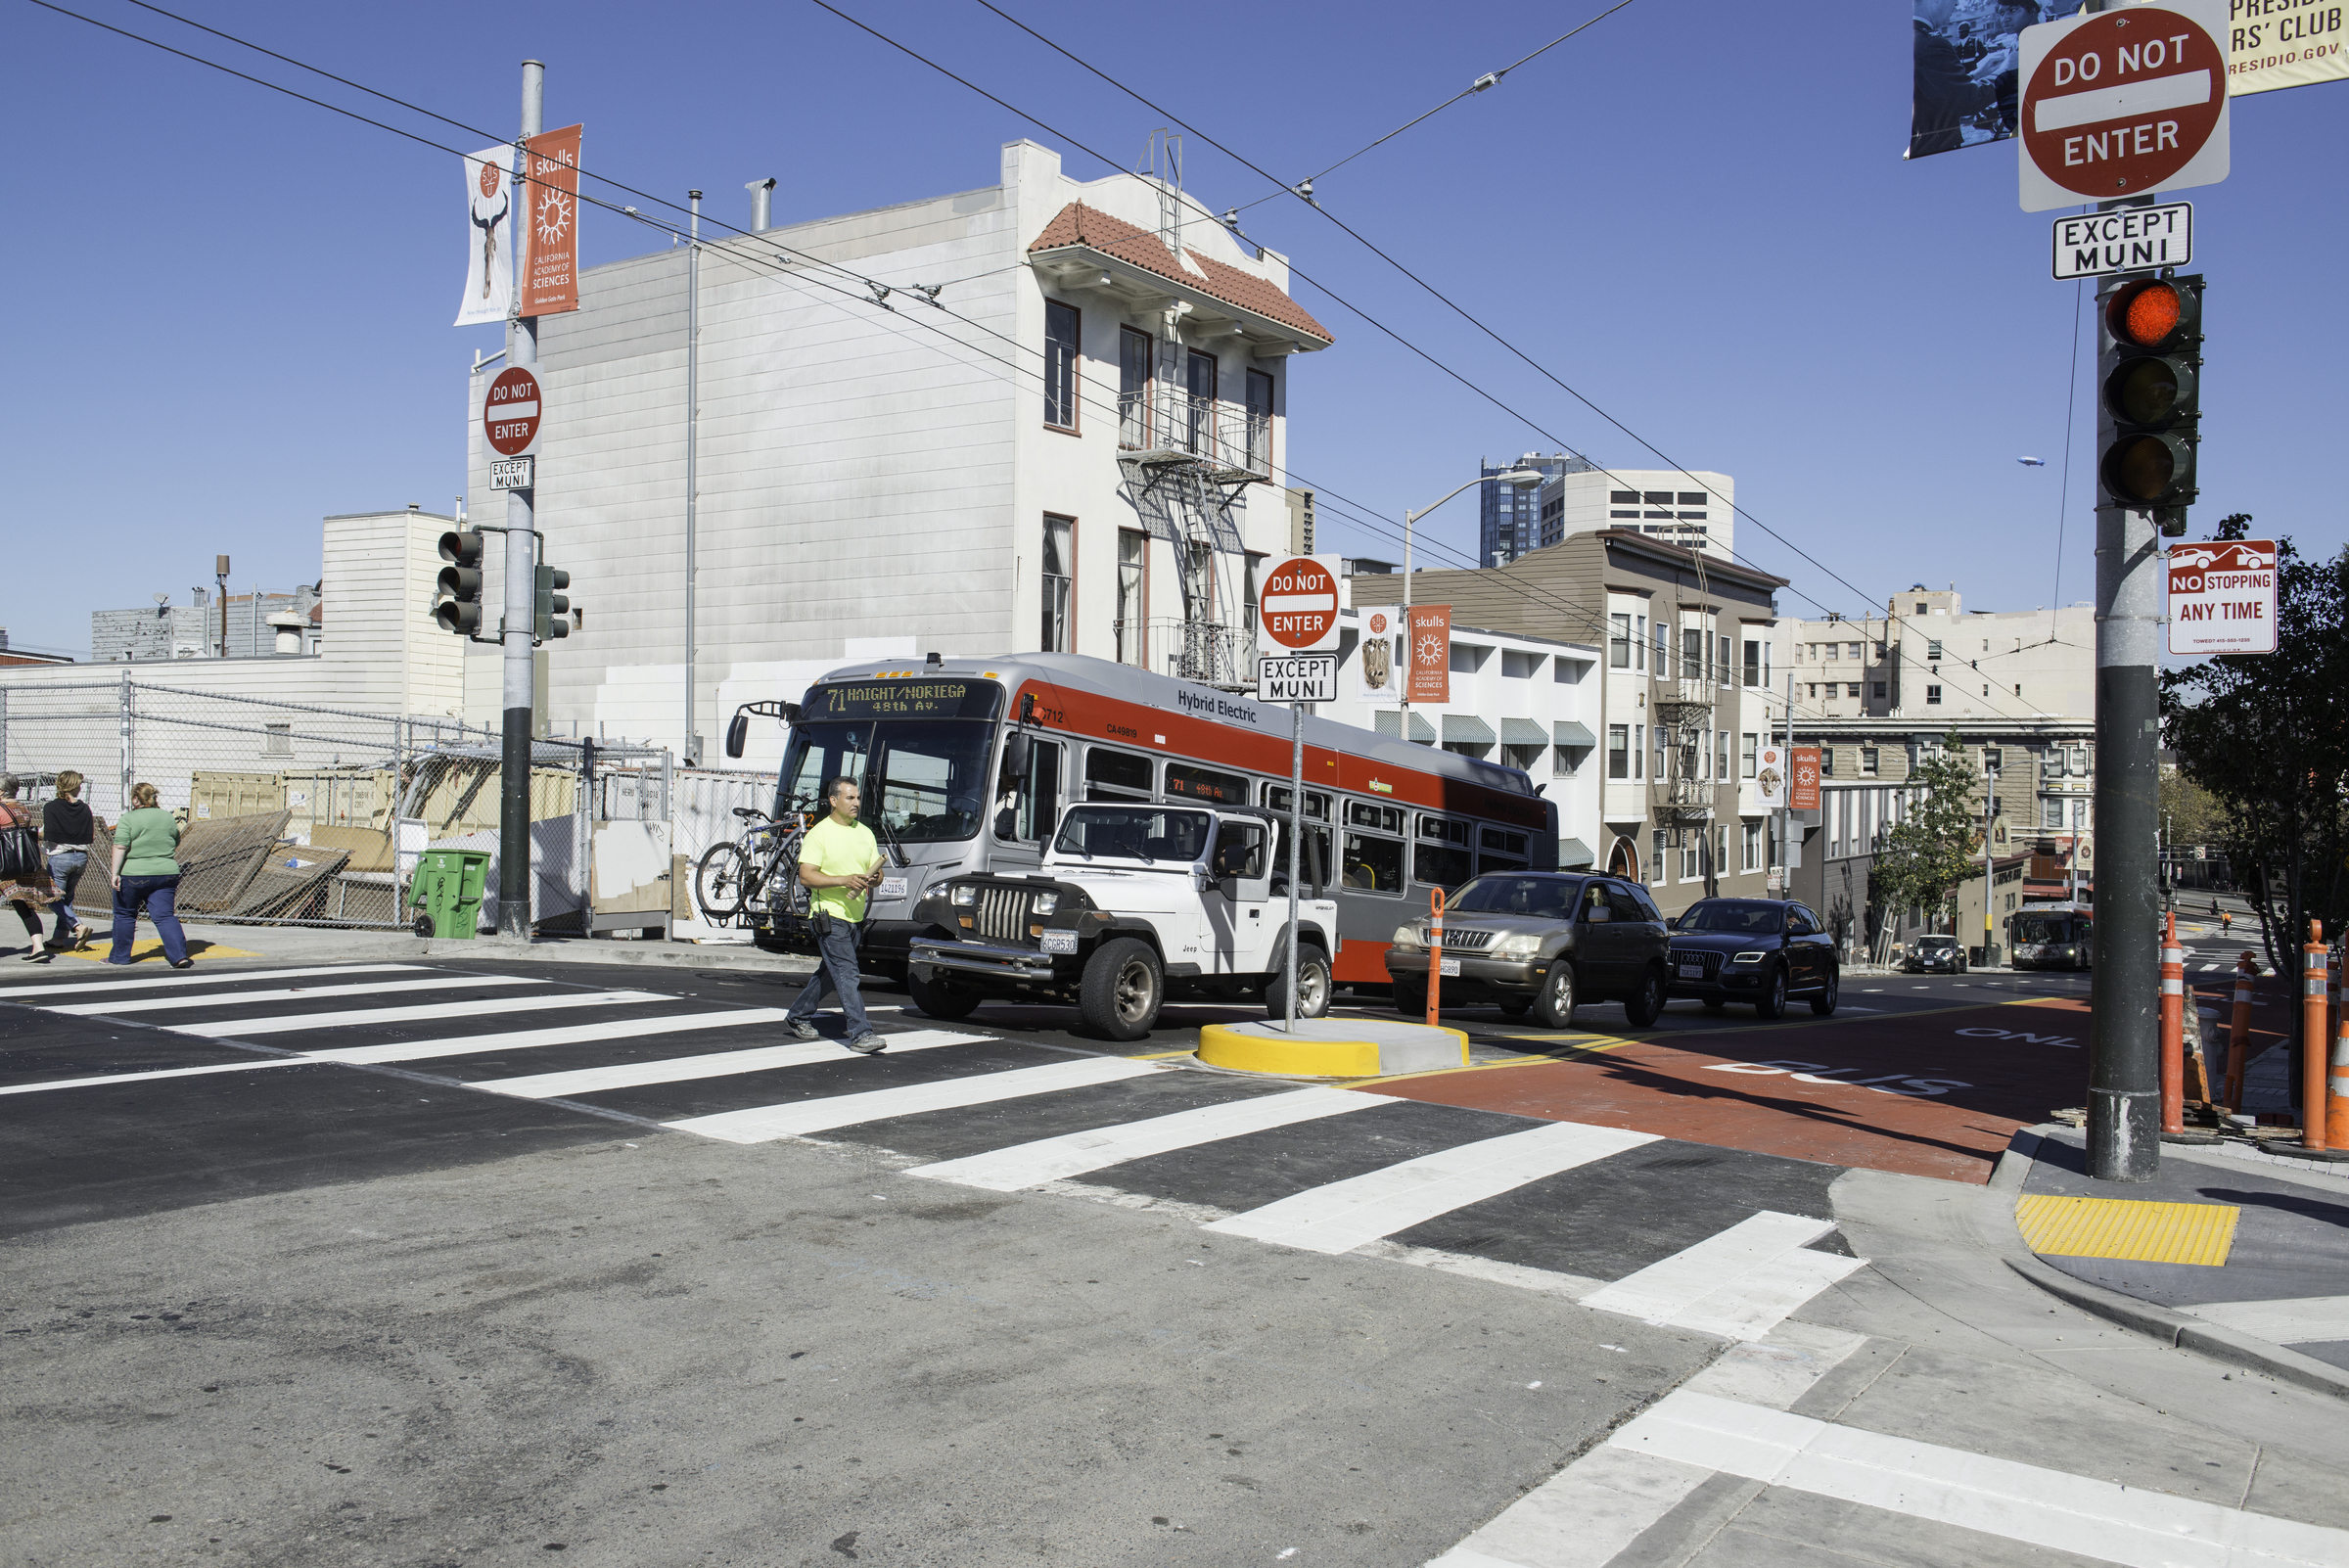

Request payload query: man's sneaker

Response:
[845,1033,889,1055]
[788,1020,820,1041]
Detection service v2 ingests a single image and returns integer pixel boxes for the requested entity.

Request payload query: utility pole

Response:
[683,189,701,766]
[1778,669,1793,901]
[214,555,230,658]
[497,59,545,941]
[2087,225,2164,1183]
[1983,758,1999,966]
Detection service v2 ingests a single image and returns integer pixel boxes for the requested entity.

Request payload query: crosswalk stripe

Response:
[1581,1211,1860,1338]
[300,1007,794,1065]
[472,1029,990,1099]
[0,1058,312,1096]
[42,975,549,1017]
[0,962,427,1001]
[665,1055,1160,1144]
[165,989,672,1038]
[1200,1121,1659,1256]
[906,1085,1379,1191]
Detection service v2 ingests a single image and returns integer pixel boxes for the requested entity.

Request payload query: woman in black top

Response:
[41,769,94,952]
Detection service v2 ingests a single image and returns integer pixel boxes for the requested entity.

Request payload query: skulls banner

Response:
[453,145,515,328]
[520,123,583,317]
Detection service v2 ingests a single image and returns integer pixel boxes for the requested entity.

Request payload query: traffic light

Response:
[434,530,485,636]
[534,563,571,642]
[2098,274,2203,535]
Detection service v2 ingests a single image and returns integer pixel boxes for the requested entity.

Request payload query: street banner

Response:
[454,145,515,327]
[519,123,583,317]
[1756,744,1787,808]
[2228,8,2349,96]
[1356,609,1403,707]
[2167,538,2278,655]
[1910,1,2089,161]
[1790,747,1822,811]
[1406,605,1451,706]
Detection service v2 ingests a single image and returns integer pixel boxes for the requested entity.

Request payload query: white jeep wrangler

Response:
[906,803,1337,1041]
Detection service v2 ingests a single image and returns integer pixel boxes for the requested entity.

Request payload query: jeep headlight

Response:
[1732,950,1767,964]
[1492,933,1543,959]
[1031,892,1059,916]
[1391,925,1421,949]
[949,884,978,907]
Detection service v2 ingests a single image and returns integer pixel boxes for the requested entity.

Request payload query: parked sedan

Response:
[1903,935,1967,975]
[1665,898,1839,1019]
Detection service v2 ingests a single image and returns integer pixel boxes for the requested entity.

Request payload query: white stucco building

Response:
[463,139,1333,759]
[1538,467,1735,561]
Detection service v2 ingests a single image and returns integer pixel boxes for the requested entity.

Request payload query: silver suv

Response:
[1383,871,1671,1028]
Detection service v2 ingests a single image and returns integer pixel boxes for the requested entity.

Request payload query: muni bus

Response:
[2009,901,2094,971]
[729,651,1559,990]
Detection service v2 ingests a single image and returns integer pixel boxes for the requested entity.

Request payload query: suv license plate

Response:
[1039,930,1077,954]
[1438,957,1460,977]
[1679,962,1705,979]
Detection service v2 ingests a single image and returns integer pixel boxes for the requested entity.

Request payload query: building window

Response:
[1652,621,1670,674]
[1608,724,1630,779]
[1610,614,1632,669]
[1717,730,1729,779]
[263,721,292,757]
[1184,349,1218,455]
[1682,628,1704,682]
[1681,834,1700,881]
[1846,642,1861,661]
[1118,326,1151,448]
[1820,749,1835,777]
[1925,684,1942,705]
[1715,825,1729,878]
[1043,300,1080,432]
[1651,830,1668,885]
[1926,639,1943,660]
[1040,515,1074,652]
[1635,616,1646,671]
[1741,733,1757,778]
[2042,796,2063,829]
[1243,552,1262,633]
[1742,819,1764,870]
[1116,530,1146,667]
[1743,639,1763,686]
[1861,747,1879,776]
[1651,725,1665,780]
[1872,681,1887,699]
[1243,368,1274,473]
[1983,747,2004,772]
[1823,642,1839,662]
[1610,489,1638,503]
[1847,683,1861,699]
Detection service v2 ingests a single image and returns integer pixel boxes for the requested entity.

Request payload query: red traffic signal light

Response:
[2097,275,2202,523]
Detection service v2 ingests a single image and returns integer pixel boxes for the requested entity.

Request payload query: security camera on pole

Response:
[1256,554,1342,1035]
[2018,0,2230,1180]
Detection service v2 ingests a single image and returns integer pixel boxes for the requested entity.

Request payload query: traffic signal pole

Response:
[498,60,544,941]
[2087,210,2164,1181]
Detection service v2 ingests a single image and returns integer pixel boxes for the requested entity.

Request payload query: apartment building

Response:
[1482,452,1589,566]
[1775,584,2095,721]
[462,139,1330,757]
[1351,529,1784,916]
[1536,467,1736,561]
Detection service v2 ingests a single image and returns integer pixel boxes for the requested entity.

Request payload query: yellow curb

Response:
[1197,1022,1470,1079]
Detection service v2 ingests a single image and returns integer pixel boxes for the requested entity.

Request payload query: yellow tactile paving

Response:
[2015,1193,2240,1267]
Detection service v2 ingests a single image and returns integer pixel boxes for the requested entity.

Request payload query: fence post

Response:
[117,671,133,816]
[2160,911,2185,1135]
[2304,921,2329,1151]
[576,736,595,936]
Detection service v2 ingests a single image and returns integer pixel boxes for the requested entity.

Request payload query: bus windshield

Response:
[2012,911,2086,945]
[779,718,996,845]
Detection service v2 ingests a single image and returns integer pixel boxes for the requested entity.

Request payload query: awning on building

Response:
[1443,714,1497,744]
[1374,709,1439,744]
[1500,717,1548,746]
[1552,720,1597,748]
[1559,838,1595,868]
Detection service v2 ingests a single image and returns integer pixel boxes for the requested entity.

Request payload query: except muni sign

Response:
[2051,201,2192,280]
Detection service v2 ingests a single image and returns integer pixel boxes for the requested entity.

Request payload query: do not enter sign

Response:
[1258,554,1342,652]
[484,366,543,457]
[2019,0,2228,211]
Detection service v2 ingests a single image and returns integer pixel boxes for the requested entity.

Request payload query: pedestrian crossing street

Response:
[0,961,1865,1341]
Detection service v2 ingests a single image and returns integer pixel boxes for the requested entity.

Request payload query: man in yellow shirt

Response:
[786,776,888,1053]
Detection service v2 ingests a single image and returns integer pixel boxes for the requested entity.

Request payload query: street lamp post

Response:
[1399,469,1544,741]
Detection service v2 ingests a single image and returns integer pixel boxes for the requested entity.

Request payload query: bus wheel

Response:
[907,967,981,1022]
[1080,938,1163,1041]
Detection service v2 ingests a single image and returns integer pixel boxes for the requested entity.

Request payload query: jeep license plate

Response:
[878,876,907,900]
[1679,962,1705,979]
[1438,958,1460,977]
[1039,930,1077,954]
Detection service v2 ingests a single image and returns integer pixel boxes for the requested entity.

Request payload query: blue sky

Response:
[2,0,2340,656]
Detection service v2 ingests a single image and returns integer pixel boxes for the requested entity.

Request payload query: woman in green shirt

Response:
[107,781,192,968]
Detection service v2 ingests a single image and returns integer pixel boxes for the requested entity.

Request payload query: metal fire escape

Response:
[1650,554,1723,892]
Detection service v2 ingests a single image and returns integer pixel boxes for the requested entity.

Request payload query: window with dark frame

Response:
[1116,530,1147,667]
[1244,368,1273,472]
[1185,349,1218,456]
[1118,326,1151,448]
[1044,301,1080,431]
[1040,515,1074,652]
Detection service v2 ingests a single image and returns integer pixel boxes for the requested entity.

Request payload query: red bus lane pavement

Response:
[1359,997,2103,1183]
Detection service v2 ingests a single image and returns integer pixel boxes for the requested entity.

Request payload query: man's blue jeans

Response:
[109,874,190,965]
[785,916,868,1038]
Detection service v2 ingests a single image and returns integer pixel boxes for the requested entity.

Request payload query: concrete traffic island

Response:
[1196,1017,1469,1079]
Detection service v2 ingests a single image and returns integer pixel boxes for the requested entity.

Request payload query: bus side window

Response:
[1084,746,1153,803]
[1344,832,1404,894]
[1271,823,1333,895]
[997,738,1063,843]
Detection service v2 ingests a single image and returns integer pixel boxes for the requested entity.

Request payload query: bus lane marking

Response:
[1701,1060,1974,1098]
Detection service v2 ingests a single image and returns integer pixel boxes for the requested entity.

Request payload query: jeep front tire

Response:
[907,966,982,1022]
[1080,937,1164,1041]
[1263,945,1331,1022]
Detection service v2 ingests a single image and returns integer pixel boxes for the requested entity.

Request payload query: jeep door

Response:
[1202,816,1273,972]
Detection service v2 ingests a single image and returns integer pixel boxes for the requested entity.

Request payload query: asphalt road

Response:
[8,947,2349,1567]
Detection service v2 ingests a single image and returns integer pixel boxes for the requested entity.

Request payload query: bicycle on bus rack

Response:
[694,796,817,926]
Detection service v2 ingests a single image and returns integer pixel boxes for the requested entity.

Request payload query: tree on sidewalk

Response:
[1870,729,1983,947]
[2161,524,2349,995]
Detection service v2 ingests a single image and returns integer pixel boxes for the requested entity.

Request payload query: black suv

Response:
[1384,873,1673,1028]
[1665,898,1839,1019]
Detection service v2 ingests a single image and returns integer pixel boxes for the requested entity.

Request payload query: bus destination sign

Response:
[801,679,1003,722]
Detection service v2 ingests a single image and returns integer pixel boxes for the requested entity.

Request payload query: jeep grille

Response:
[971,884,1032,945]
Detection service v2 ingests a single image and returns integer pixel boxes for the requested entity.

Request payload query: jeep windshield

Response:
[1447,874,1581,918]
[778,718,995,844]
[1051,805,1213,865]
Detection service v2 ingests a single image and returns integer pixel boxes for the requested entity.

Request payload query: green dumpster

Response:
[409,849,491,940]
